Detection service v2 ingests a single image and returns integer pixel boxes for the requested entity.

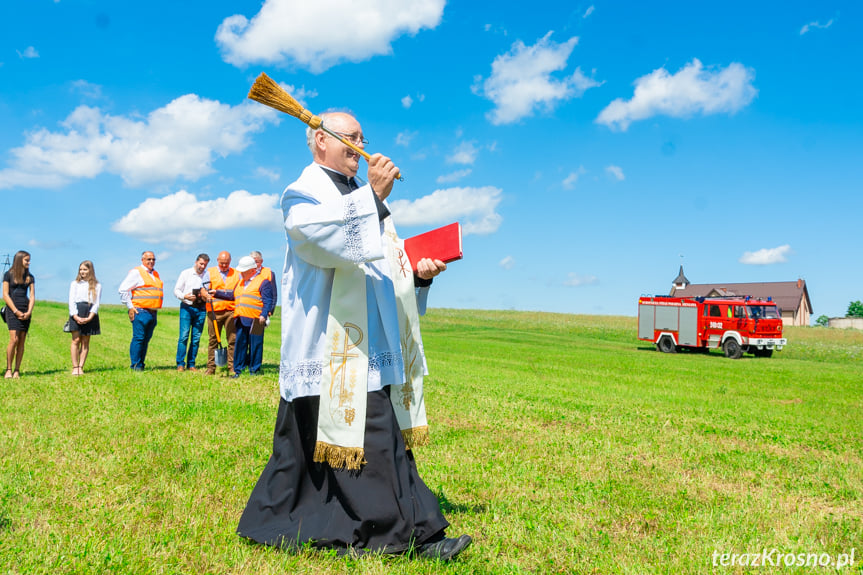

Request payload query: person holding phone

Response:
[173,253,210,372]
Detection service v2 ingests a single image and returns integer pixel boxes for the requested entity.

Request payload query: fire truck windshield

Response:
[747,305,780,319]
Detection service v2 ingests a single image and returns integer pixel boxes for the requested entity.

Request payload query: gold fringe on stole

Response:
[313,441,366,470]
[401,425,430,450]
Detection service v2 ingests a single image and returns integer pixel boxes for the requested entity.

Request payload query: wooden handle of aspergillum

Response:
[319,125,403,181]
[248,73,403,180]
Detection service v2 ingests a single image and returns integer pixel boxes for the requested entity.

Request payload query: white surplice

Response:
[278,162,430,403]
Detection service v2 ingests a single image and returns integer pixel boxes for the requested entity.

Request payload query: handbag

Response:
[63,318,73,333]
[0,306,6,324]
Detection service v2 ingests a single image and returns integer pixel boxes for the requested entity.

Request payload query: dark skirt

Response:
[70,302,100,336]
[4,304,30,332]
[236,388,449,555]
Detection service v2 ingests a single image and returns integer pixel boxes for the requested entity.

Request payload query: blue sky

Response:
[1,1,860,319]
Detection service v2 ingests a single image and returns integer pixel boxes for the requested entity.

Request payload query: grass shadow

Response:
[436,490,486,515]
[8,367,68,376]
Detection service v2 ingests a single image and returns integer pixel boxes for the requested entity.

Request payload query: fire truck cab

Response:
[638,295,786,359]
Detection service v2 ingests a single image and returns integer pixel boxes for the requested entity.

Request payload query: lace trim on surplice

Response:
[343,197,364,263]
[368,350,404,378]
[279,350,405,400]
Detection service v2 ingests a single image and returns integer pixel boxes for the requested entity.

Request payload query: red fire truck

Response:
[637,295,786,359]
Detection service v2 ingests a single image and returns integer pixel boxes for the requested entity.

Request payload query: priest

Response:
[236,111,472,561]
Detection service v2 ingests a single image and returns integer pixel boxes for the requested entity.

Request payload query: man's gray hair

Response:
[305,109,356,156]
[250,250,263,260]
[306,112,334,156]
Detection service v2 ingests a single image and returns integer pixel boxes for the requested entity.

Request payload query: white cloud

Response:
[436,169,472,184]
[739,244,792,265]
[606,165,625,181]
[475,32,602,125]
[279,83,317,107]
[564,273,599,287]
[0,95,278,189]
[17,46,39,59]
[216,0,445,73]
[800,19,834,35]
[396,131,419,148]
[255,167,281,182]
[0,170,68,189]
[484,23,508,35]
[596,59,757,131]
[389,186,503,235]
[395,130,417,147]
[583,5,595,18]
[401,95,413,108]
[70,80,103,100]
[499,255,515,270]
[447,141,479,165]
[28,238,77,250]
[562,166,586,190]
[111,190,282,247]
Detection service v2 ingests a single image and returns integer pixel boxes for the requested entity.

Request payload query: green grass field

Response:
[2,302,861,574]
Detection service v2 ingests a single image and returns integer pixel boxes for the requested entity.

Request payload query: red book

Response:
[404,222,463,271]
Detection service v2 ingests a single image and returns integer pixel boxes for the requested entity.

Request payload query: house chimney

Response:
[797,278,803,289]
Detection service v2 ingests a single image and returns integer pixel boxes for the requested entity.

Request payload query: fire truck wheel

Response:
[723,339,743,359]
[753,348,773,358]
[657,336,676,353]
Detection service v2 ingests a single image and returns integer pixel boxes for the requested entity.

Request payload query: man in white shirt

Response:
[118,250,163,371]
[173,253,210,372]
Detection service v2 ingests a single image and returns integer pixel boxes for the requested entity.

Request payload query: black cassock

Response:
[237,388,448,554]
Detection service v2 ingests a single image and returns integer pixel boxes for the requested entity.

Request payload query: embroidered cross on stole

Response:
[314,265,369,470]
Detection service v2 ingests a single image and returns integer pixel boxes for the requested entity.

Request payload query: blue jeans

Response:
[234,317,264,374]
[176,303,207,368]
[130,308,158,370]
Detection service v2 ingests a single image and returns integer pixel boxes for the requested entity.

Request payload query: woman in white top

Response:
[68,260,102,376]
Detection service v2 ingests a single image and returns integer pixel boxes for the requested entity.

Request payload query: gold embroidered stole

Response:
[384,217,430,450]
[314,218,430,470]
[314,265,369,470]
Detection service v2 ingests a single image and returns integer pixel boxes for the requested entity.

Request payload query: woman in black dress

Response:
[3,250,35,379]
[68,260,102,375]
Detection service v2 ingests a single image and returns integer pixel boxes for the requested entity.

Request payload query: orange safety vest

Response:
[130,266,163,309]
[208,267,240,312]
[234,273,266,319]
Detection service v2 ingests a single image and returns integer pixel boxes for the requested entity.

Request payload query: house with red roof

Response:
[668,266,813,326]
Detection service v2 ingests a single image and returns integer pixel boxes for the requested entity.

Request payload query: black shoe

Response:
[229,373,241,379]
[416,534,472,561]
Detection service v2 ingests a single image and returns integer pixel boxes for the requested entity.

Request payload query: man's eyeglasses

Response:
[329,131,369,146]
[144,258,156,261]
